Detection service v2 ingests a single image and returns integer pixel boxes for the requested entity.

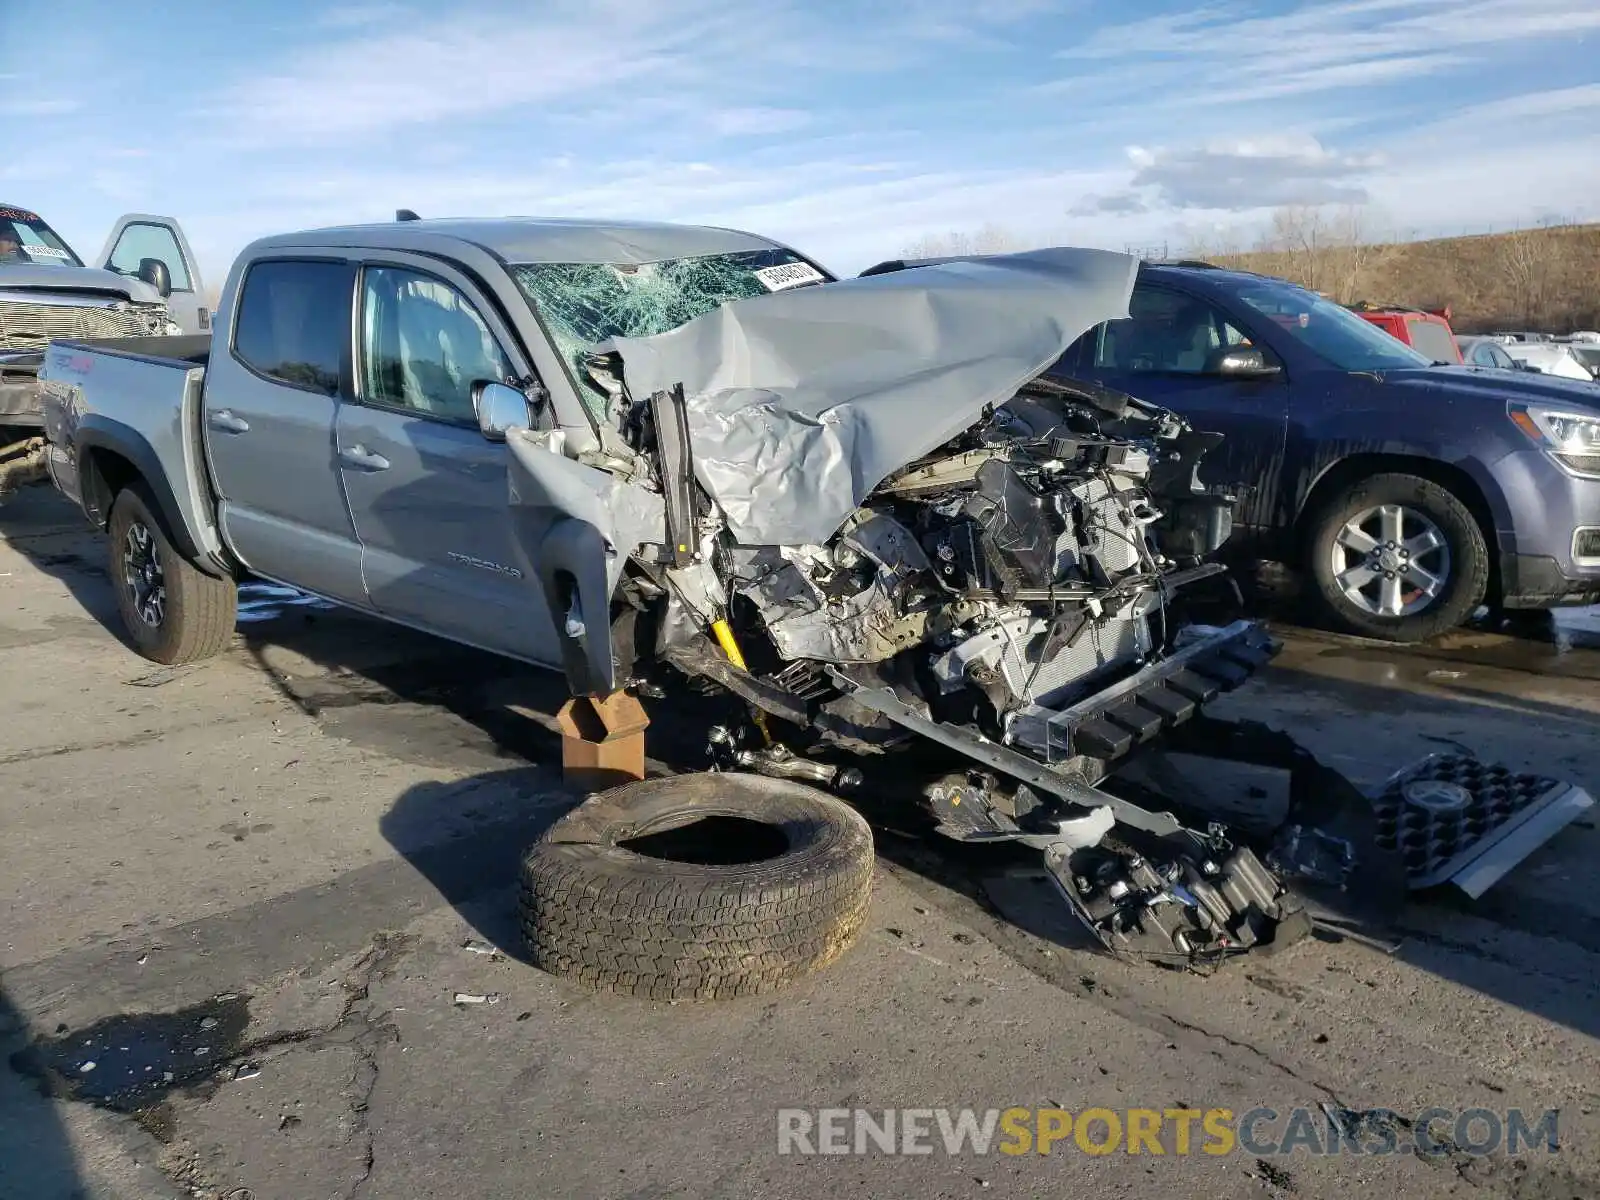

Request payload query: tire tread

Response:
[108,485,237,665]
[518,776,875,1000]
[1308,471,1489,643]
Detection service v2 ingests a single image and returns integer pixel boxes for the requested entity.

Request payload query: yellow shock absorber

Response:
[710,618,747,669]
[710,617,771,744]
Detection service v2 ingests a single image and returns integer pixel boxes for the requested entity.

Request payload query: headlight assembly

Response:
[1508,403,1600,475]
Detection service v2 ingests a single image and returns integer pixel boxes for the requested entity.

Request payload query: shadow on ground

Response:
[0,486,129,643]
[0,985,89,1200]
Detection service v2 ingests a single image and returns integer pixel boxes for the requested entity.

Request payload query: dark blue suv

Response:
[1045,263,1600,642]
[863,257,1600,641]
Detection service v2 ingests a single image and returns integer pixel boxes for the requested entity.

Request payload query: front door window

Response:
[106,222,192,291]
[359,266,513,424]
[1093,287,1254,374]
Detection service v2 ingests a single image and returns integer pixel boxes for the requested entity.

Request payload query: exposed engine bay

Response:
[702,375,1238,750]
[504,247,1592,972]
[600,371,1321,970]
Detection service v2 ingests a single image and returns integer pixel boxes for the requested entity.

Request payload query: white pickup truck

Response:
[1,206,205,497]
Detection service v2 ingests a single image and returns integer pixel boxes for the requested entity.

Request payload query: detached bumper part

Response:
[1005,619,1279,766]
[824,615,1592,969]
[1370,754,1594,898]
[1042,838,1309,968]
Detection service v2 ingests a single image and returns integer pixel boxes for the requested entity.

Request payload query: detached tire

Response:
[1307,472,1489,643]
[107,484,237,664]
[520,773,875,1000]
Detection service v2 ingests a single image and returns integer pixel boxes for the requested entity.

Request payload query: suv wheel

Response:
[1307,472,1489,643]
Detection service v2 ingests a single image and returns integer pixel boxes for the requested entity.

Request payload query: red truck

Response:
[1347,301,1462,364]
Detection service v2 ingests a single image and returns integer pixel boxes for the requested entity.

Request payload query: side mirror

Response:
[137,257,172,299]
[1206,345,1281,378]
[473,380,531,441]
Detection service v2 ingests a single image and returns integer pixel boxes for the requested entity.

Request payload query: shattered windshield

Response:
[0,206,83,268]
[510,249,827,420]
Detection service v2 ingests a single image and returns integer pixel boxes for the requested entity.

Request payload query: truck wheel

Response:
[1307,472,1489,643]
[520,773,875,1000]
[107,485,237,664]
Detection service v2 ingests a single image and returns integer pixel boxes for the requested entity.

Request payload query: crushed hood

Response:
[0,263,162,304]
[606,246,1139,546]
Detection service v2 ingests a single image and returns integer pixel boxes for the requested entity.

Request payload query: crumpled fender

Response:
[504,428,664,696]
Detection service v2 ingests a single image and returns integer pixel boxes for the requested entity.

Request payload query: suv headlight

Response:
[1509,403,1600,475]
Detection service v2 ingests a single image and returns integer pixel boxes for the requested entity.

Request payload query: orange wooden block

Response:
[555,691,650,792]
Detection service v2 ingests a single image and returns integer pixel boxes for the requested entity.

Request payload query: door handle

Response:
[339,444,391,471]
[208,409,249,434]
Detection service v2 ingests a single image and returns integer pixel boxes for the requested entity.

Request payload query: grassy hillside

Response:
[1195,221,1600,335]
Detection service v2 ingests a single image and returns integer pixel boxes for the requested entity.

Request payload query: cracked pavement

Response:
[2,485,1599,1200]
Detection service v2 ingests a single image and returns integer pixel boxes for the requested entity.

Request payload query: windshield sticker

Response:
[754,261,825,292]
[21,244,70,259]
[0,207,42,223]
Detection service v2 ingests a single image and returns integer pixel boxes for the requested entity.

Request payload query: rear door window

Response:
[1405,317,1460,364]
[232,259,351,395]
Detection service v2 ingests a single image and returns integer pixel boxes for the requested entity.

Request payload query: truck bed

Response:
[52,334,211,367]
[40,334,223,567]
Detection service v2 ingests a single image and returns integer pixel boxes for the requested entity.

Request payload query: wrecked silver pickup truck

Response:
[38,217,1592,998]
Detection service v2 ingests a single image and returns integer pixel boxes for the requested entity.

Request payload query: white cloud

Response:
[1061,0,1600,64]
[0,98,79,116]
[1070,192,1148,217]
[155,152,1134,280]
[203,0,1077,151]
[209,0,736,144]
[215,41,655,143]
[707,107,813,137]
[315,4,410,28]
[1041,0,1600,111]
[1416,82,1600,137]
[1088,135,1382,214]
[1362,135,1600,232]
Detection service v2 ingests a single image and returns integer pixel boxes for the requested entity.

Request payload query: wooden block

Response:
[555,691,650,792]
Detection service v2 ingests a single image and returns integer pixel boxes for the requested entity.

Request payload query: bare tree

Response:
[1234,203,1401,303]
[1496,226,1562,326]
[899,224,1027,260]
[1257,205,1330,293]
[1156,204,1596,333]
[1321,204,1402,305]
[971,223,1023,254]
[1178,223,1248,267]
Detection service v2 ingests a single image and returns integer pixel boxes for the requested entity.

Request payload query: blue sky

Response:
[3,0,1598,286]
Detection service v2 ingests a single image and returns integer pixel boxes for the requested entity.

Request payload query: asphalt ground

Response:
[2,484,1597,1200]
